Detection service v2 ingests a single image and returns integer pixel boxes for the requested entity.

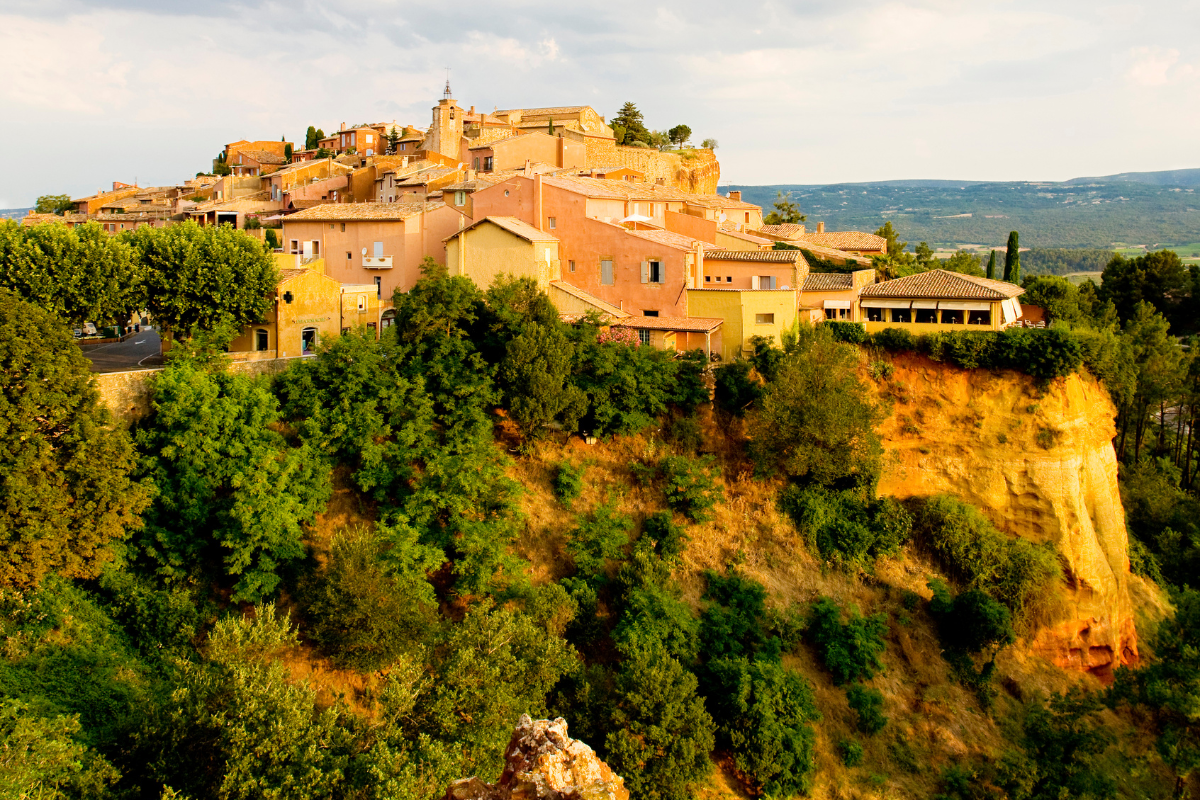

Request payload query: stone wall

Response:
[95,358,296,424]
[581,139,720,194]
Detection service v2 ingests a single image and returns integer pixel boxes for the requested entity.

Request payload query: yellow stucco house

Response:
[858,269,1025,333]
[687,286,798,359]
[445,215,562,290]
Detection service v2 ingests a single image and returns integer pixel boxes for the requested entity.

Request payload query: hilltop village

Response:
[23,86,1030,360]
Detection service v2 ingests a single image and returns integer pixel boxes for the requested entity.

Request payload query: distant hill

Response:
[724,177,1200,249]
[0,208,31,220]
[1065,168,1200,188]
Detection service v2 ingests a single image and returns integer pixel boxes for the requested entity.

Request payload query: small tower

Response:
[426,78,462,160]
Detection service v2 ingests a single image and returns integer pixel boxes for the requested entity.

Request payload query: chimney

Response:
[466,168,476,181]
[817,221,825,233]
[523,160,532,177]
[469,105,475,115]
[340,122,346,131]
[728,190,741,201]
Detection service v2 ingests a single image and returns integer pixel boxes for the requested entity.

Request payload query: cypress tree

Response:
[986,250,996,280]
[1003,232,1020,283]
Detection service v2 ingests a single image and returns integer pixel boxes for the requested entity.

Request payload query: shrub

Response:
[867,360,894,380]
[806,597,888,685]
[642,511,689,561]
[826,321,868,344]
[913,495,1061,614]
[700,571,780,663]
[713,360,762,417]
[705,657,819,797]
[567,503,633,581]
[665,415,704,453]
[839,738,865,767]
[846,683,888,734]
[660,454,724,523]
[928,580,1015,656]
[870,327,916,351]
[780,487,911,572]
[553,461,585,506]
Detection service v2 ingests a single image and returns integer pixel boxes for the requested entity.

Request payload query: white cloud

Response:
[1126,46,1195,87]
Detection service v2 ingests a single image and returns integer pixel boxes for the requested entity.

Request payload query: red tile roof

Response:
[860,269,1024,300]
[611,315,724,333]
[795,231,887,251]
[284,201,441,221]
[705,249,808,264]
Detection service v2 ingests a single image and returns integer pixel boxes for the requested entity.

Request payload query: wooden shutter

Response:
[657,262,666,284]
[601,259,614,285]
[640,261,649,284]
[751,275,760,290]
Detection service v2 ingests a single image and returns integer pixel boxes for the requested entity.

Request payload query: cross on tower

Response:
[443,68,452,99]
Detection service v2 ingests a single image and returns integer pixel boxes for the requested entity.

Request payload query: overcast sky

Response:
[1,0,1197,207]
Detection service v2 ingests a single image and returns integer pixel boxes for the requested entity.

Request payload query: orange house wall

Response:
[665,210,718,244]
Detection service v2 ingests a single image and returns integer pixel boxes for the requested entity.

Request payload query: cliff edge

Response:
[873,352,1136,678]
[442,715,628,800]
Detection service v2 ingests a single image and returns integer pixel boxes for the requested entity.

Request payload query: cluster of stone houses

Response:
[24,85,1025,361]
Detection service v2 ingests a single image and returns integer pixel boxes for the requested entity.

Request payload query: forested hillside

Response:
[3,221,1200,799]
[728,181,1200,248]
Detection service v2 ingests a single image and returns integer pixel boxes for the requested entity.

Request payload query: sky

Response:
[1,0,1199,207]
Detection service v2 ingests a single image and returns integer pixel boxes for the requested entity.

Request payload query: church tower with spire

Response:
[425,77,462,161]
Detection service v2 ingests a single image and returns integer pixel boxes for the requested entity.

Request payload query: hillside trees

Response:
[1100,249,1193,329]
[1003,231,1021,284]
[0,294,149,589]
[0,220,142,324]
[128,221,278,337]
[987,249,997,279]
[612,102,651,146]
[667,124,692,148]
[764,192,806,226]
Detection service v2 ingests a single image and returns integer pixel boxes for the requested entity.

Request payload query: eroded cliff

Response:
[872,352,1136,678]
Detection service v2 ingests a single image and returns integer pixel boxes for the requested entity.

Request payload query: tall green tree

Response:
[667,124,692,148]
[305,125,318,150]
[499,322,586,440]
[387,125,401,153]
[764,192,806,226]
[1100,250,1192,328]
[135,354,329,601]
[987,249,997,279]
[34,194,74,215]
[0,293,149,589]
[1004,231,1021,284]
[612,102,651,146]
[0,220,142,324]
[128,221,278,337]
[1118,302,1184,461]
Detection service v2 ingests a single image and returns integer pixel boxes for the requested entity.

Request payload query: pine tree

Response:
[387,126,400,153]
[612,102,650,146]
[1004,231,1020,284]
[305,125,317,150]
[986,250,997,279]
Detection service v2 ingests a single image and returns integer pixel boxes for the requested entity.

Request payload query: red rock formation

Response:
[872,352,1137,679]
[442,715,628,800]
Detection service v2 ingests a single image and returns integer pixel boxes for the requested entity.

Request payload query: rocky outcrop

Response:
[442,715,628,800]
[873,352,1136,679]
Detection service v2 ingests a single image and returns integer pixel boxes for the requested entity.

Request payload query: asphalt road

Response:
[81,329,164,373]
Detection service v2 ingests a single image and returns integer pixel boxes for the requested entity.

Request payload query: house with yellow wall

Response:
[687,287,799,359]
[798,269,877,323]
[228,266,343,360]
[858,269,1024,333]
[444,216,562,291]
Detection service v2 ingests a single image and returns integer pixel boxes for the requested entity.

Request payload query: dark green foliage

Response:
[136,355,330,601]
[659,454,723,522]
[128,221,278,336]
[0,220,142,324]
[846,683,888,734]
[667,124,692,147]
[96,569,201,660]
[928,580,1015,655]
[913,495,1061,614]
[612,102,651,146]
[34,194,75,215]
[705,657,819,797]
[1004,231,1021,284]
[748,329,884,491]
[871,326,916,352]
[1119,457,1200,587]
[825,321,868,344]
[806,597,888,685]
[839,738,865,767]
[642,511,689,560]
[499,321,585,439]
[763,191,806,226]
[665,414,704,453]
[568,502,632,580]
[264,228,279,249]
[1020,248,1117,277]
[304,525,440,670]
[780,486,911,571]
[0,697,119,798]
[699,571,780,664]
[553,461,585,506]
[1100,249,1192,327]
[1012,688,1117,800]
[987,249,997,279]
[612,545,698,663]
[604,636,716,800]
[0,294,149,589]
[276,327,434,499]
[713,360,762,416]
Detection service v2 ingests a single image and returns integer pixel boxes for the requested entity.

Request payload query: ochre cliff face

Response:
[873,352,1136,678]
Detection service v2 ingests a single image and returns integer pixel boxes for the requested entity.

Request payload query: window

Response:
[255,329,269,351]
[891,308,912,323]
[374,276,382,298]
[745,212,750,223]
[474,157,480,170]
[365,133,373,143]
[330,223,335,229]
[704,275,711,282]
[312,240,320,256]
[726,276,732,283]
[483,156,494,171]
[755,313,775,325]
[357,295,367,311]
[643,310,659,317]
[968,309,991,325]
[569,260,576,273]
[866,307,884,322]
[915,308,938,324]
[504,189,510,197]
[455,191,466,206]
[642,260,664,284]
[381,309,396,329]
[347,251,352,260]
[941,309,964,325]
[373,241,384,257]
[341,223,346,232]
[638,330,651,345]
[547,216,556,229]
[600,259,614,285]
[290,239,298,253]
[301,327,318,354]
[758,275,776,290]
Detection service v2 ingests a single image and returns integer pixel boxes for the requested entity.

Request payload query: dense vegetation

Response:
[4,218,1200,798]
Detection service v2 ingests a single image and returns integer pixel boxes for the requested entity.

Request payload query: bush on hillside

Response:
[806,597,888,685]
[699,571,782,664]
[912,495,1061,614]
[642,511,689,561]
[713,360,763,417]
[567,503,633,581]
[826,321,869,344]
[780,486,911,572]
[660,454,724,523]
[553,461,585,506]
[846,683,888,734]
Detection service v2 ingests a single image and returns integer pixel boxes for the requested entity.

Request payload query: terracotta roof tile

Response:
[705,249,808,264]
[283,201,442,222]
[803,273,854,291]
[799,243,874,266]
[611,315,724,332]
[860,269,1024,300]
[795,231,887,251]
[754,223,807,239]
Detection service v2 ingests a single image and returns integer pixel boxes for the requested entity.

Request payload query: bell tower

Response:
[426,76,462,161]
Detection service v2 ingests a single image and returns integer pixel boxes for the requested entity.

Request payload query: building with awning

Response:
[857,269,1024,332]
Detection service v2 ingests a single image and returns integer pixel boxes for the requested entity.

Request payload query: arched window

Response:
[255,329,269,351]
[301,327,318,354]
[380,309,396,329]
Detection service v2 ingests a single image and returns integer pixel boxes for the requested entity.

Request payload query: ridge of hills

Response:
[725,167,1200,249]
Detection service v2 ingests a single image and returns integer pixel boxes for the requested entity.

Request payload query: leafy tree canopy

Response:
[764,191,806,226]
[34,194,74,215]
[612,102,651,146]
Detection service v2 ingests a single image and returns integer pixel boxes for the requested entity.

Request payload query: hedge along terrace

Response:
[821,321,1124,384]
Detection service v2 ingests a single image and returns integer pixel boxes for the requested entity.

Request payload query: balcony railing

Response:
[362,256,393,269]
